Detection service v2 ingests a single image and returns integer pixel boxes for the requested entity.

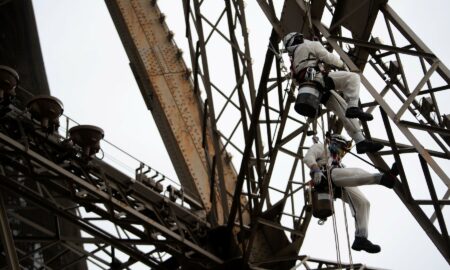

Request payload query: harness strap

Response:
[315,166,342,199]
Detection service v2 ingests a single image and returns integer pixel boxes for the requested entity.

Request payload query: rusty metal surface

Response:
[106,0,238,222]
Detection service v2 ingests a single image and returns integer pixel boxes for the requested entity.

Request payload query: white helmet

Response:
[328,133,352,154]
[283,32,303,48]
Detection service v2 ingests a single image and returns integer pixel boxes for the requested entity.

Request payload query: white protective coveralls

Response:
[290,39,365,143]
[304,143,383,238]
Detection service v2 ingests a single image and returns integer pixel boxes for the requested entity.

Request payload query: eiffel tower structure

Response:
[0,0,449,269]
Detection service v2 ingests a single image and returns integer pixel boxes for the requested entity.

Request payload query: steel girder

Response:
[0,105,222,269]
[178,0,314,267]
[105,0,240,228]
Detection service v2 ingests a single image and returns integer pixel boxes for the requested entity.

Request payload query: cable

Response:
[342,190,354,267]
[17,84,197,198]
[320,113,342,267]
[347,150,389,174]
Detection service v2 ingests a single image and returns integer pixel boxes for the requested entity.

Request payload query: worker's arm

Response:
[304,143,326,185]
[304,143,325,170]
[312,41,345,69]
[289,60,298,86]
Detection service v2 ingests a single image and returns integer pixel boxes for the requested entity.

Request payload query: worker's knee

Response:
[348,72,360,84]
[360,198,370,210]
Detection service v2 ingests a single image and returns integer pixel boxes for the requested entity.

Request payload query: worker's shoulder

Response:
[301,39,324,52]
[303,39,321,46]
[309,143,325,150]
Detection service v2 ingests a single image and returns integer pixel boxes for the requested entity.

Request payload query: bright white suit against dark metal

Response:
[302,136,400,253]
[283,32,384,154]
[304,143,382,238]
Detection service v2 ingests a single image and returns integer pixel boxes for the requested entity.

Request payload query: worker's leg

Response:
[325,94,365,143]
[327,71,374,122]
[342,187,381,253]
[325,91,383,154]
[327,71,360,108]
[331,167,382,187]
[341,187,370,238]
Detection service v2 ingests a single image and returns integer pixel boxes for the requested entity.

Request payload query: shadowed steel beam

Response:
[256,0,283,36]
[430,189,450,223]
[419,154,450,254]
[0,192,20,270]
[0,131,224,265]
[314,19,450,192]
[228,31,278,229]
[191,0,229,222]
[244,84,294,262]
[395,61,439,120]
[329,35,436,59]
[382,5,450,82]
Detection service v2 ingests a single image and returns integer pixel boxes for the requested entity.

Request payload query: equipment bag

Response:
[312,188,333,219]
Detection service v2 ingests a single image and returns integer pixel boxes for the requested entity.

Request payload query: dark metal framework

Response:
[224,0,450,266]
[0,105,222,269]
[0,0,449,269]
[174,0,450,266]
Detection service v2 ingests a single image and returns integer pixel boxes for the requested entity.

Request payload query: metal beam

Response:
[0,131,224,265]
[105,0,239,222]
[0,192,20,270]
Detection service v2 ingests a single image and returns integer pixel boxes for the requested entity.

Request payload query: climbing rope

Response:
[268,40,295,146]
[319,113,342,268]
[342,189,354,268]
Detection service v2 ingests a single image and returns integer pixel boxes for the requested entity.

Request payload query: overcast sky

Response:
[32,1,449,269]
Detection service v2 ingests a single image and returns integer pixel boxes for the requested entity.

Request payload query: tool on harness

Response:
[312,187,333,222]
[311,170,333,222]
[293,63,334,118]
[310,166,342,223]
[294,81,322,118]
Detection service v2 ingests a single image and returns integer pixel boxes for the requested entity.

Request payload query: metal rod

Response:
[0,192,20,270]
[192,0,229,221]
[395,61,439,120]
[227,31,277,229]
[418,154,450,257]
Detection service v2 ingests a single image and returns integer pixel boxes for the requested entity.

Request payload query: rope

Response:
[320,113,342,267]
[305,0,315,38]
[268,40,293,145]
[342,189,354,268]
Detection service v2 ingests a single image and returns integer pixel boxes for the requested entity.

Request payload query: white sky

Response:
[32,0,449,269]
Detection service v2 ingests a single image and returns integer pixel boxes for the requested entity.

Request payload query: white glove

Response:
[312,169,324,185]
[340,62,349,71]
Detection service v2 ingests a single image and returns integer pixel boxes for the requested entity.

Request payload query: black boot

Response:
[351,237,381,253]
[356,140,384,154]
[380,163,399,189]
[345,107,374,121]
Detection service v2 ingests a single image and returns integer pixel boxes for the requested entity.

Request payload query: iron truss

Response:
[0,104,223,269]
[157,0,450,266]
[1,0,449,269]
[0,102,378,269]
[228,0,450,266]
[105,0,449,268]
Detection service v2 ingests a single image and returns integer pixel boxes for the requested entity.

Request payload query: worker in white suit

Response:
[304,134,398,253]
[283,32,384,154]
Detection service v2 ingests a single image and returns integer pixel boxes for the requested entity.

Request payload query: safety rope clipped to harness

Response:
[319,114,342,268]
